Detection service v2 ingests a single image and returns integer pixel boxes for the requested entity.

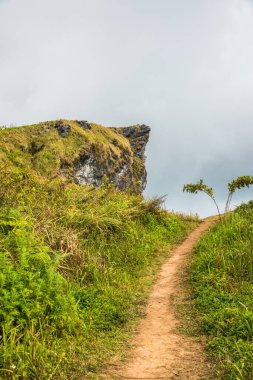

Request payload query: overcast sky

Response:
[1,0,253,216]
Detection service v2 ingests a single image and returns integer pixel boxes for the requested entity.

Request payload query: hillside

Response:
[0,119,150,192]
[0,121,197,379]
[191,203,253,379]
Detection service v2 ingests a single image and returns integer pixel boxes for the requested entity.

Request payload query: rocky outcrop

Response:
[76,120,92,131]
[55,121,71,137]
[74,123,150,192]
[121,124,150,160]
[0,119,150,194]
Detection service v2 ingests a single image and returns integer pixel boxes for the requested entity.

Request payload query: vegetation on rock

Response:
[0,119,150,193]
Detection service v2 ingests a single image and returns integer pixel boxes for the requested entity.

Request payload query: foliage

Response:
[183,179,221,218]
[225,176,253,213]
[183,179,214,198]
[191,202,253,379]
[0,209,82,379]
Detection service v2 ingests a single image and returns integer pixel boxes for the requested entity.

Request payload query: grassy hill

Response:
[191,203,253,379]
[0,119,149,192]
[0,121,197,379]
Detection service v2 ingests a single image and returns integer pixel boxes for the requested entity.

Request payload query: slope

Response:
[0,121,197,379]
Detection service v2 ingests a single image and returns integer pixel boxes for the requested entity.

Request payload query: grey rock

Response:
[121,124,150,139]
[121,124,150,160]
[75,152,104,187]
[76,120,92,131]
[110,163,132,191]
[120,125,150,190]
[74,123,150,193]
[55,121,71,137]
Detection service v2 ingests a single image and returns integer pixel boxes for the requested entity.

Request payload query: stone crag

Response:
[73,122,150,192]
[0,120,150,194]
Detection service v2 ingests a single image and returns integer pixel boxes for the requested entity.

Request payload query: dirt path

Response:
[111,219,215,380]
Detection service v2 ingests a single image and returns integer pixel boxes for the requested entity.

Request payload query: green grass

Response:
[191,201,253,379]
[0,163,197,379]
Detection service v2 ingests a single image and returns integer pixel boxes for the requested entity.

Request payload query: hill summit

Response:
[0,120,150,192]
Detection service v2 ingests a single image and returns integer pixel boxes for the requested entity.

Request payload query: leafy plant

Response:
[0,209,83,379]
[183,179,221,218]
[226,176,253,213]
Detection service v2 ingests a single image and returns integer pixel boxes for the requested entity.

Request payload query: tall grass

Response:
[191,201,253,379]
[0,169,197,379]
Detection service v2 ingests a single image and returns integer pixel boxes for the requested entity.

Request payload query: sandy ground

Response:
[109,219,215,380]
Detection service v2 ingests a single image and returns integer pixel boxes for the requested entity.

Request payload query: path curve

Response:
[112,219,215,380]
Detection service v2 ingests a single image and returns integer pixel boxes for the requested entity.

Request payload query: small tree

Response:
[226,176,253,213]
[183,176,253,219]
[183,179,221,219]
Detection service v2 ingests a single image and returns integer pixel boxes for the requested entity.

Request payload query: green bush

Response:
[0,208,83,379]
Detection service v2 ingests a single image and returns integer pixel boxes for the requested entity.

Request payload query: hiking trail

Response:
[109,219,216,380]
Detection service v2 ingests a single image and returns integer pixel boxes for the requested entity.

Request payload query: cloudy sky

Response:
[1,0,253,216]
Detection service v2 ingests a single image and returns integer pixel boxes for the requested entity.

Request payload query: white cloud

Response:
[1,0,253,216]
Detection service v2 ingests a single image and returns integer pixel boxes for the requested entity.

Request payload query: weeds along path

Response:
[111,219,216,380]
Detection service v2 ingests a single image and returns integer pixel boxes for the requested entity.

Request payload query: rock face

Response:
[121,124,150,160]
[74,124,150,192]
